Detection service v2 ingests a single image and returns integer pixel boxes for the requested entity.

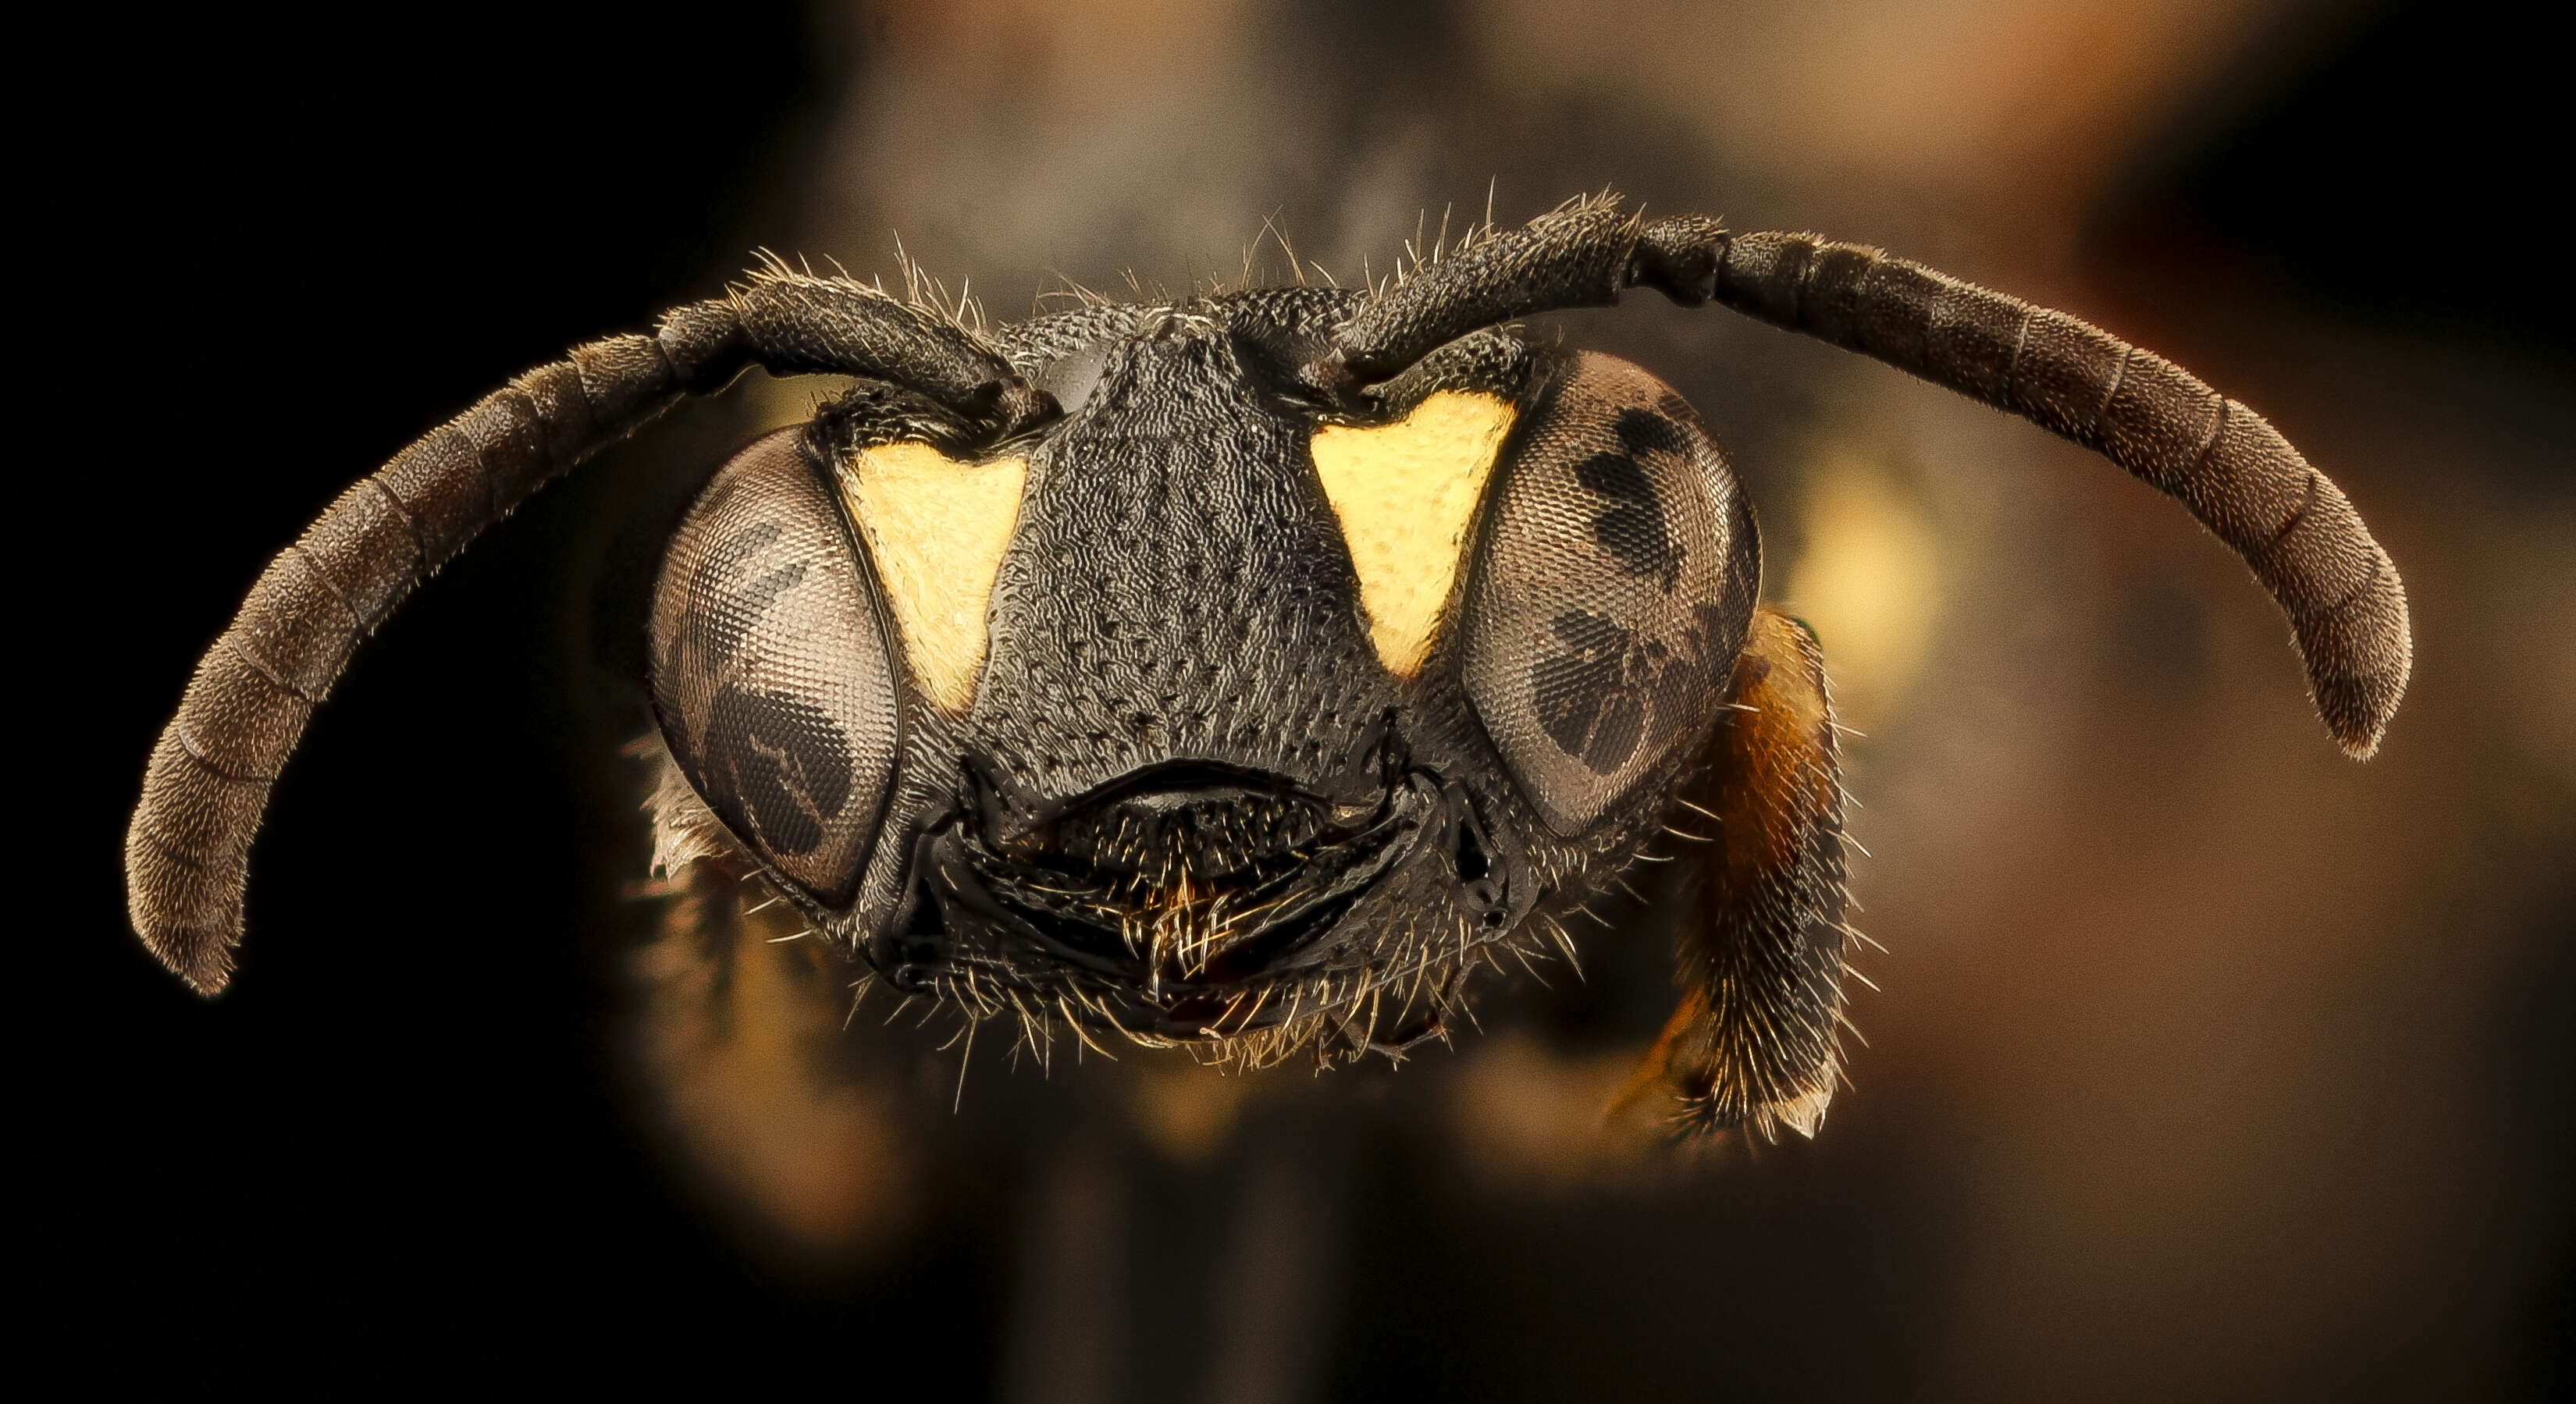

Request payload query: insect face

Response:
[130,197,2408,1136]
[650,296,1757,1064]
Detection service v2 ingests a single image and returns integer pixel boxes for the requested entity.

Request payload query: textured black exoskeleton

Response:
[126,197,2411,1138]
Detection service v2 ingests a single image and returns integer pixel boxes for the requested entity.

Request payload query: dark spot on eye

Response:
[681,519,804,668]
[701,684,854,857]
[685,562,808,669]
[731,748,820,855]
[690,521,782,598]
[738,562,808,617]
[1572,410,1689,589]
[1532,611,1649,773]
[1614,407,1690,459]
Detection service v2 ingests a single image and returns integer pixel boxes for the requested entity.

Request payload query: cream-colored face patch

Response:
[835,443,1026,713]
[1310,391,1517,677]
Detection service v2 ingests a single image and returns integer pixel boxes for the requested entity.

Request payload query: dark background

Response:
[20,1,2570,1396]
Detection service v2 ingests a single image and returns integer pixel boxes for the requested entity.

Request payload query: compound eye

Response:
[650,428,901,905]
[1461,354,1758,835]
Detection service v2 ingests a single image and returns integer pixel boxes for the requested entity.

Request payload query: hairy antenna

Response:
[1329,201,2411,758]
[126,274,1052,994]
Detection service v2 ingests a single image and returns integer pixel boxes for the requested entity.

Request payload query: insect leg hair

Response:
[126,272,1053,994]
[1616,610,1849,1139]
[1328,201,2411,758]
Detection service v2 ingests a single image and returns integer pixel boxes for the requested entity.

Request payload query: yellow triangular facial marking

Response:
[1310,391,1516,677]
[835,443,1026,713]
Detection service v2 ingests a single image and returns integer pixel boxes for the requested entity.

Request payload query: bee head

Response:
[649,290,1756,1063]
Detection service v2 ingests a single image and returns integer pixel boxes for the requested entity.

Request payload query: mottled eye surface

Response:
[1462,353,1758,835]
[651,428,902,905]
